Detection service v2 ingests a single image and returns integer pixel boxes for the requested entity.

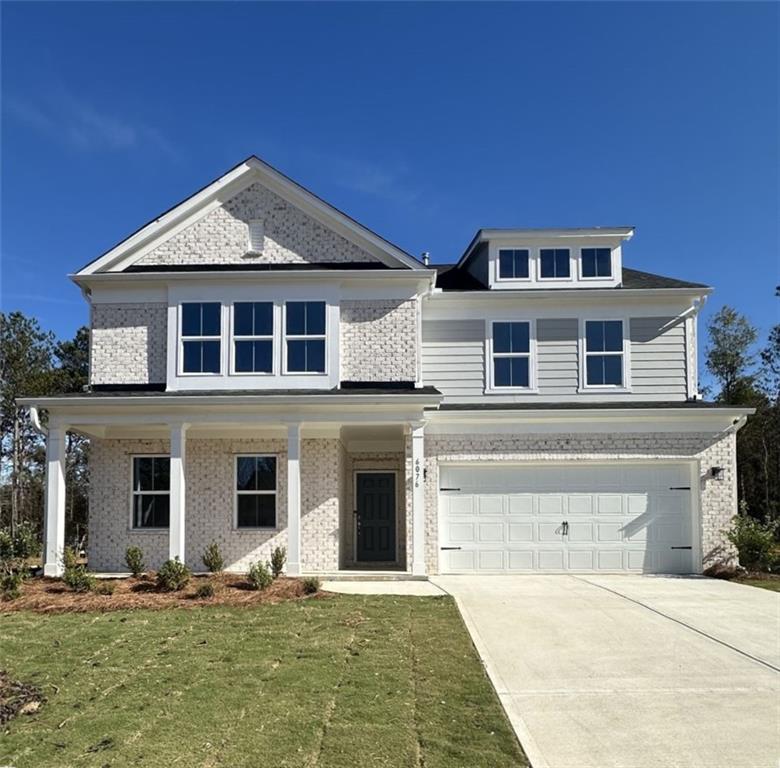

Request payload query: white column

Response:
[43,424,67,577]
[168,422,188,563]
[286,423,302,576]
[410,421,426,576]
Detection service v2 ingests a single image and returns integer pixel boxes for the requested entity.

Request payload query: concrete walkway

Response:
[433,575,780,768]
[321,580,446,596]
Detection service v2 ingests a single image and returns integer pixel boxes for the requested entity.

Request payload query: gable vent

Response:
[247,219,265,253]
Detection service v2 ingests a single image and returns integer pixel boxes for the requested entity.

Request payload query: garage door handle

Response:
[670,546,692,550]
[440,546,462,551]
[669,486,691,490]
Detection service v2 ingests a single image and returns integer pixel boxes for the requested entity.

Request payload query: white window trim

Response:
[537,247,573,282]
[282,301,328,376]
[229,301,277,376]
[178,302,222,376]
[129,454,170,532]
[234,453,279,531]
[485,319,538,393]
[578,246,615,281]
[578,317,632,392]
[495,247,532,283]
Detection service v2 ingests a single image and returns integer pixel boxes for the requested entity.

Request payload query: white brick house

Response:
[22,156,752,577]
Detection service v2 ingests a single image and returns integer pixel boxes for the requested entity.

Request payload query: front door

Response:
[356,472,396,562]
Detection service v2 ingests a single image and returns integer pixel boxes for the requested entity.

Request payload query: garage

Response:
[438,462,696,574]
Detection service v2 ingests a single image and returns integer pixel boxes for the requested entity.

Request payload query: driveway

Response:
[433,575,779,768]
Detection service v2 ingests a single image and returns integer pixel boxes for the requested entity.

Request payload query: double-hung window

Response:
[181,302,221,373]
[498,249,530,279]
[539,248,570,279]
[581,248,612,278]
[584,320,624,386]
[233,302,273,373]
[492,321,532,388]
[235,455,277,528]
[285,301,326,373]
[131,456,170,529]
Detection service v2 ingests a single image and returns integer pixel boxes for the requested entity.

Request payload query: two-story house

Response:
[23,156,752,578]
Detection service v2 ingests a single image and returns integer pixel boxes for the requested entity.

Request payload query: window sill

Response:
[232,527,279,533]
[576,387,632,394]
[128,528,169,534]
[484,388,540,395]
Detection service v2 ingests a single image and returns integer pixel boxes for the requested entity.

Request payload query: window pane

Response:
[511,357,530,387]
[582,248,596,278]
[253,303,273,336]
[603,355,623,385]
[237,494,276,528]
[183,340,201,372]
[235,340,254,372]
[202,341,221,373]
[586,355,604,385]
[494,357,511,387]
[234,303,254,336]
[254,456,276,490]
[596,248,611,277]
[134,494,169,528]
[306,340,325,372]
[585,321,604,352]
[555,250,570,277]
[236,456,257,491]
[287,340,306,371]
[306,302,326,335]
[134,457,152,491]
[603,321,623,352]
[201,303,221,336]
[286,302,306,335]
[253,340,273,373]
[511,323,530,354]
[539,250,555,278]
[494,323,511,354]
[152,457,170,491]
[540,249,569,278]
[181,303,201,336]
[499,250,514,279]
[499,249,529,279]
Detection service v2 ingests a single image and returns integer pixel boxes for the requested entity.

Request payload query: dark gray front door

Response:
[356,472,396,562]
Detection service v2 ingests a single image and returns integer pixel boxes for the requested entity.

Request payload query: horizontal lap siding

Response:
[537,318,578,395]
[422,320,485,397]
[630,317,688,397]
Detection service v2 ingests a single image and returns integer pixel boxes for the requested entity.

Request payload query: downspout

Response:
[29,405,48,437]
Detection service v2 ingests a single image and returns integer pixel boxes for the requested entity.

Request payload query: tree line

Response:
[0,303,778,549]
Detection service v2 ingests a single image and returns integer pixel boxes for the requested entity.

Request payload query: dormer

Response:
[458,227,635,290]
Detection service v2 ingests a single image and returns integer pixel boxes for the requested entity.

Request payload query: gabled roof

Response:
[76,155,426,275]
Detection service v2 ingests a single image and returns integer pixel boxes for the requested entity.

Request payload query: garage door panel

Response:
[597,550,623,569]
[568,550,594,569]
[539,495,565,516]
[508,495,533,515]
[567,522,594,542]
[538,550,566,569]
[568,495,593,515]
[539,522,563,542]
[597,522,623,542]
[448,522,475,543]
[477,496,504,515]
[507,550,535,570]
[596,495,623,515]
[508,523,534,542]
[446,549,475,571]
[479,550,504,570]
[478,522,505,543]
[448,496,475,516]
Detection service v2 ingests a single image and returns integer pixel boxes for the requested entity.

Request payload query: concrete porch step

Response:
[310,571,427,582]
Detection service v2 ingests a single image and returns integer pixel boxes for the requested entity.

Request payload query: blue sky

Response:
[2,2,777,374]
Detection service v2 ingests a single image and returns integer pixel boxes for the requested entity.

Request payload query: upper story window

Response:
[581,248,612,278]
[131,456,170,529]
[181,302,221,373]
[539,248,570,279]
[285,301,326,373]
[491,321,531,388]
[584,320,624,387]
[235,455,277,528]
[498,249,530,280]
[233,302,273,373]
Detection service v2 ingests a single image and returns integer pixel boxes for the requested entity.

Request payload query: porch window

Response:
[233,302,273,373]
[181,302,221,373]
[131,456,170,528]
[584,320,624,386]
[235,455,277,528]
[284,301,326,373]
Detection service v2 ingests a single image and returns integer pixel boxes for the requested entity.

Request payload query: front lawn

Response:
[734,576,780,592]
[0,595,527,768]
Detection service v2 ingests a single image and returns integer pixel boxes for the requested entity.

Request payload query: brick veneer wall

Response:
[137,183,380,267]
[420,431,738,574]
[90,304,167,385]
[340,299,418,382]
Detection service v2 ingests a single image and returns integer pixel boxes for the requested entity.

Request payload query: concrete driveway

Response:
[433,575,779,768]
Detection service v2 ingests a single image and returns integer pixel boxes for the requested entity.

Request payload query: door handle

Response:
[562,520,569,535]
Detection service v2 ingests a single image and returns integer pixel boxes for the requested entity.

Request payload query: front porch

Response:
[29,391,434,578]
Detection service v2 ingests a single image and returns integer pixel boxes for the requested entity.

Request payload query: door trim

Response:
[353,470,399,565]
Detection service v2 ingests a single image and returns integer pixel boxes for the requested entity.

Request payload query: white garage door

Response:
[439,463,695,574]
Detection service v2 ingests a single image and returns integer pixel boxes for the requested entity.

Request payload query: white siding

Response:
[422,319,485,398]
[537,318,579,395]
[630,317,688,398]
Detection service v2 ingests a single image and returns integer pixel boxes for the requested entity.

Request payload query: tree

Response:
[705,306,758,404]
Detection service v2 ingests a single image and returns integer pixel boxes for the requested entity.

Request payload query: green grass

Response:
[734,577,780,592]
[0,595,528,768]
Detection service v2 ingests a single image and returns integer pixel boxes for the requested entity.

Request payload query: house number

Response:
[414,458,422,488]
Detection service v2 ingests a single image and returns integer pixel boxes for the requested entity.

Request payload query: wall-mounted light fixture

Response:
[710,466,725,480]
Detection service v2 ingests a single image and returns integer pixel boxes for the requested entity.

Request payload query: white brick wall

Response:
[138,183,380,267]
[90,304,167,385]
[340,299,418,382]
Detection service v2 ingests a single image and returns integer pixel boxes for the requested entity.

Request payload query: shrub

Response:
[270,546,287,578]
[724,513,778,572]
[63,564,95,593]
[195,580,216,599]
[125,546,145,577]
[92,580,116,596]
[156,558,191,592]
[0,522,39,583]
[1,571,23,601]
[248,561,273,591]
[301,576,321,595]
[62,546,79,571]
[202,541,224,573]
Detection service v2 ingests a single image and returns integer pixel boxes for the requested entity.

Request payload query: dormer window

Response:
[247,219,265,253]
[539,248,570,279]
[581,248,612,278]
[498,249,530,280]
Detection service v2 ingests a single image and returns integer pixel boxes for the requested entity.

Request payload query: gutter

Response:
[29,405,48,436]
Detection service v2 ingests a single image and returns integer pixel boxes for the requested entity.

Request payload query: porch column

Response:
[286,423,301,576]
[168,422,188,563]
[43,424,67,577]
[410,421,426,576]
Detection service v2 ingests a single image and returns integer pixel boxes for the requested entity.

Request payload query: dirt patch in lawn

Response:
[0,574,321,614]
[0,671,45,725]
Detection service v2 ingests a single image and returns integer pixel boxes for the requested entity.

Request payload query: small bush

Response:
[62,546,79,571]
[270,546,287,578]
[92,580,116,596]
[195,580,216,599]
[1,571,23,601]
[156,558,191,591]
[202,541,224,573]
[301,576,321,595]
[62,565,95,593]
[248,561,273,591]
[724,513,778,572]
[125,546,145,577]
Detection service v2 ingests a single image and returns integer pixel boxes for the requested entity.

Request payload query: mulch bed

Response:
[0,574,320,614]
[0,671,45,725]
